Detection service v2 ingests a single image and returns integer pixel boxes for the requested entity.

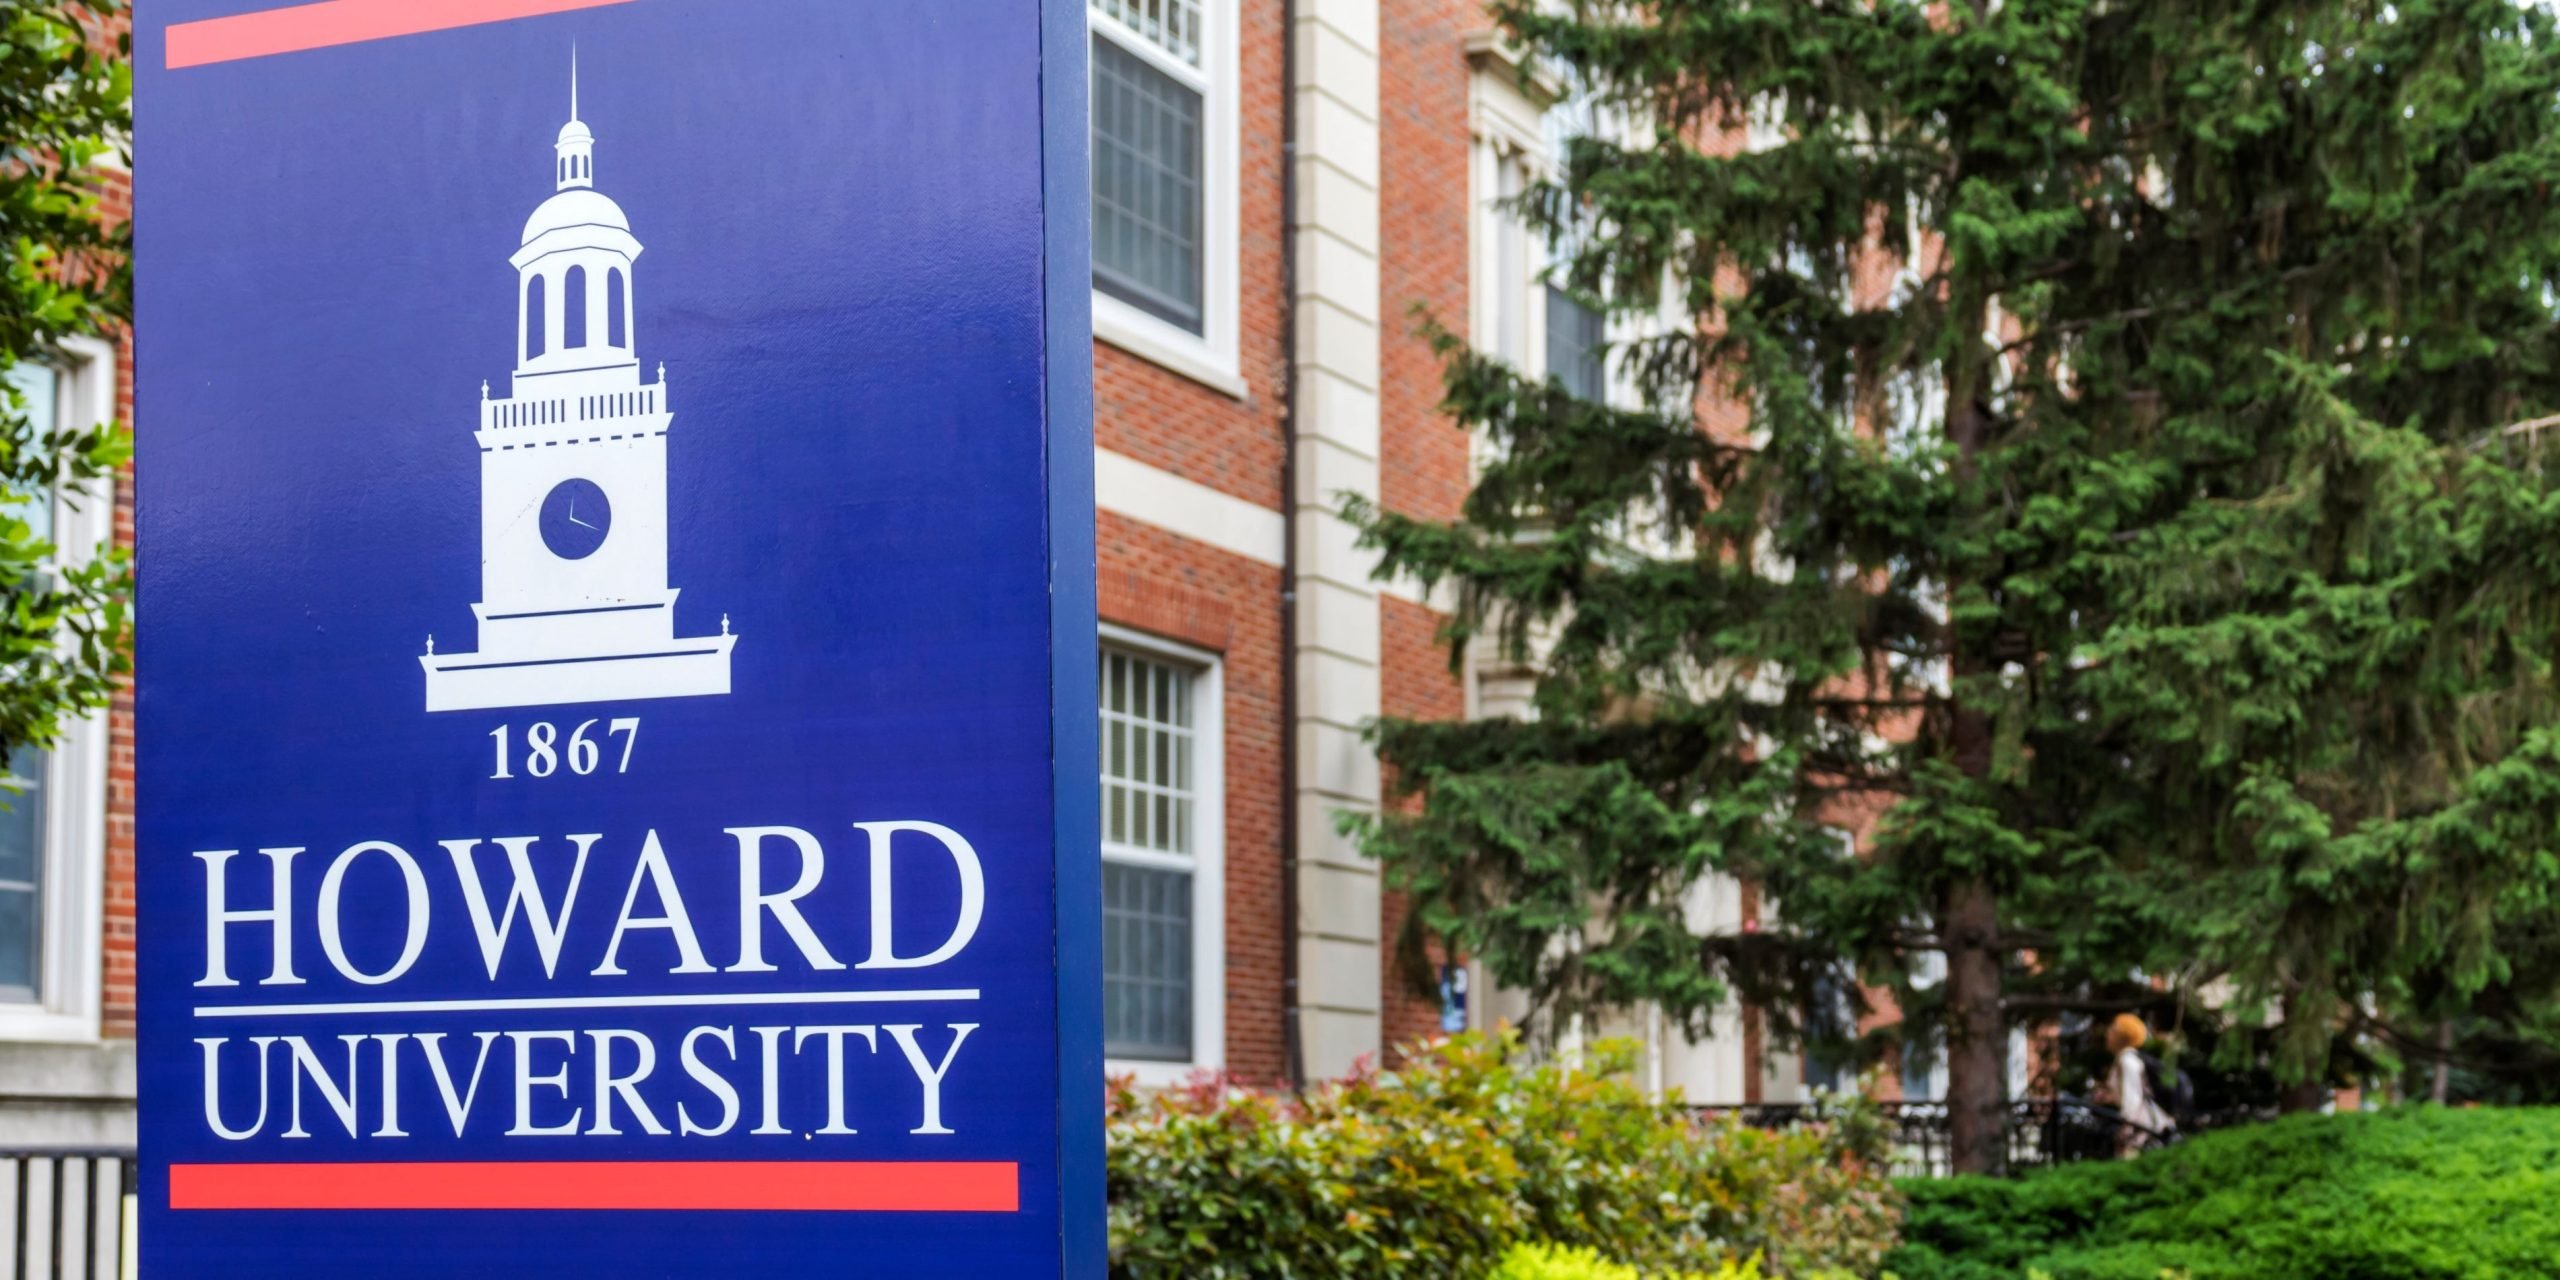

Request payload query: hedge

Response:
[1106,1033,1900,1279]
[1888,1106,2560,1280]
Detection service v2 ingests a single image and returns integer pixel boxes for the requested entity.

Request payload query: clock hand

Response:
[569,514,596,530]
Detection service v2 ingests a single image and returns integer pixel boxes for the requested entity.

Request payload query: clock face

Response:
[538,478,613,560]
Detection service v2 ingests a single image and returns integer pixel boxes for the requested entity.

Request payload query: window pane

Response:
[1547,285,1607,401]
[6,365,57,546]
[1099,648,1197,860]
[1901,1029,1944,1101]
[1101,861,1192,1061]
[1091,33,1206,334]
[0,742,47,1004]
[1495,161,1525,365]
[1089,0,1203,68]
[1802,975,1855,1095]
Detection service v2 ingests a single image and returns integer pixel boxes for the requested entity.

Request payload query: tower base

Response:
[421,635,738,712]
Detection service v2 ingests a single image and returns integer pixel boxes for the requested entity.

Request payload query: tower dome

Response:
[522,188,631,247]
[509,51,645,378]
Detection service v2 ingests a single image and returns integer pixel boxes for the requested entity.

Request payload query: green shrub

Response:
[1106,1032,1900,1279]
[1488,1241,1768,1280]
[1888,1106,2560,1280]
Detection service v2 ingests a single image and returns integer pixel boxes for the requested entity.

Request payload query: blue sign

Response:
[136,1,1100,1274]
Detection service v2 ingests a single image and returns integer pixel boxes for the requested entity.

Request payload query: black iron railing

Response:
[1694,1097,2181,1177]
[0,1151,133,1280]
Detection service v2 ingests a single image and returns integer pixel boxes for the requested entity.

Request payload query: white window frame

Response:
[1469,62,1653,461]
[0,335,115,1044]
[1901,936,1949,1101]
[1099,623,1226,1085]
[1900,1027,1948,1102]
[1087,0,1244,399]
[1469,57,1555,393]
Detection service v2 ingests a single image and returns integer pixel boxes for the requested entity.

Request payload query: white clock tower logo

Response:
[420,64,737,712]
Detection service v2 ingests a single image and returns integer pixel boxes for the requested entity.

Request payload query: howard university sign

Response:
[137,2,1102,1274]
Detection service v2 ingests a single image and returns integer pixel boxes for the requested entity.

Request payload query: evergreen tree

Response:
[0,1,128,762]
[1351,0,2560,1171]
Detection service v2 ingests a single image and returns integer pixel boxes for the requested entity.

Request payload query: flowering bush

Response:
[1106,1032,1900,1279]
[1488,1241,1767,1280]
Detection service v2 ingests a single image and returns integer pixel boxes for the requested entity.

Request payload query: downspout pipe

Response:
[1277,0,1307,1093]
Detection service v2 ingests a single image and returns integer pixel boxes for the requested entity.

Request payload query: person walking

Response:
[2099,1013,2175,1158]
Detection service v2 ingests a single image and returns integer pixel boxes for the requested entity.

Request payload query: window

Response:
[1472,111,1542,377]
[1801,973,1857,1095]
[564,265,589,350]
[0,344,113,1043]
[1545,285,1605,400]
[1091,36,1200,332]
[1795,831,1861,1095]
[1538,90,1611,403]
[1088,0,1239,395]
[0,434,49,1004]
[524,275,547,361]
[1098,630,1223,1078]
[1472,60,1618,412]
[607,269,628,349]
[1900,1027,1946,1101]
[1899,921,1949,1100]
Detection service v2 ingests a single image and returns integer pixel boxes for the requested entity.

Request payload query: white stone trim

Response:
[1095,446,1456,612]
[1099,624,1227,1087]
[1375,567,1458,613]
[1290,0,1385,1079]
[1095,447,1284,565]
[0,336,115,1045]
[0,1040,134,1144]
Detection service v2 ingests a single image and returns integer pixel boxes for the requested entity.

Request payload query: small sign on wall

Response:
[1439,963,1470,1035]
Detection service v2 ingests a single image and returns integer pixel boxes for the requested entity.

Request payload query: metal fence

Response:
[0,1152,133,1280]
[1695,1097,2187,1178]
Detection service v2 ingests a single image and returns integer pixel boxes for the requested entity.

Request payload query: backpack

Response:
[2139,1049,2195,1125]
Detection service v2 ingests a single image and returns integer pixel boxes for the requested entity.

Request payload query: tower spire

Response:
[553,49,595,192]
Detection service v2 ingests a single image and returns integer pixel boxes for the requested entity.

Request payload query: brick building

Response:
[1081,0,1820,1100]
[0,0,1907,1146]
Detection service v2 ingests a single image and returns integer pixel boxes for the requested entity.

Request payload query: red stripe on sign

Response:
[168,1161,1022,1212]
[166,0,640,69]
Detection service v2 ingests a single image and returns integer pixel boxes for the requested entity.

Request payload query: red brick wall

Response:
[101,154,135,1040]
[1379,0,1477,528]
[1373,0,1481,1061]
[1093,343,1283,509]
